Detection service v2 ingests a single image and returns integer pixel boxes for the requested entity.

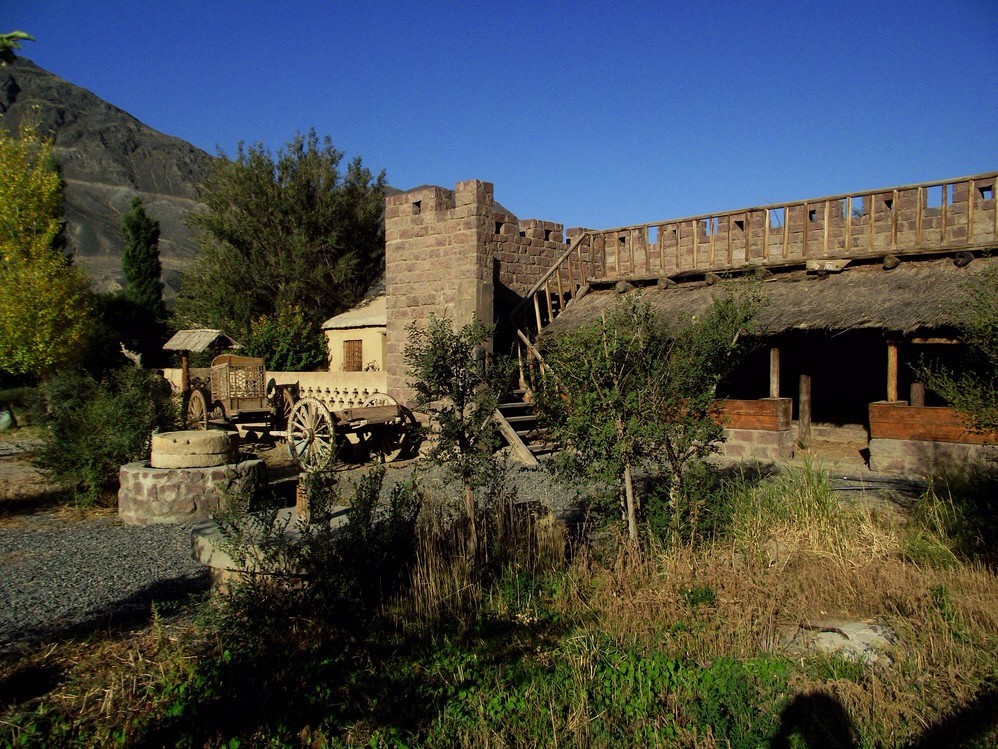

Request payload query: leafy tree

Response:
[918,263,997,436]
[34,367,180,505]
[177,130,386,341]
[0,124,93,377]
[405,316,513,557]
[538,289,757,548]
[120,196,165,321]
[0,30,33,65]
[244,305,329,371]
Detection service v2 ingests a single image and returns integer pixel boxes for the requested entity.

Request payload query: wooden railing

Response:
[589,171,997,279]
[507,171,997,393]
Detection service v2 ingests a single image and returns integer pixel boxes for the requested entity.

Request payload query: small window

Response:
[883,198,894,211]
[544,229,552,241]
[979,184,995,201]
[494,221,503,234]
[733,219,745,232]
[926,186,943,209]
[647,226,659,244]
[412,200,421,215]
[343,340,363,372]
[808,209,818,223]
[703,218,716,236]
[769,209,784,229]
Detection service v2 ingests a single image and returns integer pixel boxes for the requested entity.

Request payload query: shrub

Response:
[33,367,179,504]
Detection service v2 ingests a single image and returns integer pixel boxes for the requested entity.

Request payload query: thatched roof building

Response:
[543,256,994,339]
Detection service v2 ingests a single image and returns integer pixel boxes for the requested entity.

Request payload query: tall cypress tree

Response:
[120,197,165,321]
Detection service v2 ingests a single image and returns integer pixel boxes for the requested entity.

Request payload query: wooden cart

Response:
[185,354,416,471]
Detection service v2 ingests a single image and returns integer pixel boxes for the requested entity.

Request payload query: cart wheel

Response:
[360,393,414,463]
[209,401,226,424]
[186,389,208,430]
[287,396,336,472]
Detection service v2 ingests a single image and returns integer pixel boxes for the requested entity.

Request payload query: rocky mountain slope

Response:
[0,58,211,296]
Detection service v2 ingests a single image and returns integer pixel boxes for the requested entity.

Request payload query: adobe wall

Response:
[384,180,565,403]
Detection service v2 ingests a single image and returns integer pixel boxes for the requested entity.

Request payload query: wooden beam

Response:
[887,341,899,402]
[492,410,540,467]
[910,382,926,407]
[911,336,960,345]
[799,373,812,443]
[968,179,975,243]
[769,346,780,398]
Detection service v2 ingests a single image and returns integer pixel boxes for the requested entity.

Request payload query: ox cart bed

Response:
[166,332,415,470]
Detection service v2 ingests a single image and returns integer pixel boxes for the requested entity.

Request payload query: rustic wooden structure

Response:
[503,171,997,471]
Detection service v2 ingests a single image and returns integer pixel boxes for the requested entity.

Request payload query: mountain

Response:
[0,58,211,297]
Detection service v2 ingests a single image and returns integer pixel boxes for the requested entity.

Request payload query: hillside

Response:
[0,58,211,296]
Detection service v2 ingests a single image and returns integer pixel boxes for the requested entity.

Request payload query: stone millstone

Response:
[150,430,237,469]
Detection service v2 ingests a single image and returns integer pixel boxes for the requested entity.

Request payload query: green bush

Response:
[33,367,180,504]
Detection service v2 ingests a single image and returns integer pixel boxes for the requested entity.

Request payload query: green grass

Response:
[2,464,997,748]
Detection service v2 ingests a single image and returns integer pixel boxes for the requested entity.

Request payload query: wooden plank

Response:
[782,207,789,258]
[868,403,996,444]
[709,218,716,267]
[763,209,770,261]
[770,346,780,398]
[968,178,975,243]
[916,186,923,245]
[802,202,809,257]
[799,373,812,442]
[910,382,926,407]
[533,293,542,332]
[869,194,876,251]
[544,279,554,322]
[555,263,565,314]
[745,212,751,261]
[823,200,830,256]
[692,220,698,269]
[891,189,899,248]
[941,183,948,243]
[845,197,853,253]
[492,410,540,466]
[887,341,899,402]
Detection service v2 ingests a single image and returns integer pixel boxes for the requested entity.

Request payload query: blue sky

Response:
[7,1,997,229]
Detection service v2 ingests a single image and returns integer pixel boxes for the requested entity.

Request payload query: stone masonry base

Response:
[722,428,795,463]
[118,459,266,526]
[869,438,996,477]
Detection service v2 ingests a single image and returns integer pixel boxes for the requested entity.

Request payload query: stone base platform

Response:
[191,506,349,590]
[118,459,266,525]
[869,438,997,477]
[722,427,795,463]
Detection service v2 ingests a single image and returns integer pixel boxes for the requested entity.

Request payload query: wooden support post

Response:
[799,373,812,443]
[845,197,853,253]
[533,293,543,332]
[916,186,924,246]
[910,382,926,407]
[968,179,975,243]
[887,341,899,402]
[769,347,780,398]
[180,352,190,394]
[782,207,789,258]
[802,202,809,257]
[823,199,830,256]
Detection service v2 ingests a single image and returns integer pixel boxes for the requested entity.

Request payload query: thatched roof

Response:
[162,329,241,353]
[543,256,995,339]
[321,295,386,330]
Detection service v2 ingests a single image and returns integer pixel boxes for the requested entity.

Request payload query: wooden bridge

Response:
[512,171,998,336]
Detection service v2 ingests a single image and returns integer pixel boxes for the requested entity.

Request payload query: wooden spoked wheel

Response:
[209,401,226,424]
[287,396,336,472]
[186,389,208,430]
[359,393,412,463]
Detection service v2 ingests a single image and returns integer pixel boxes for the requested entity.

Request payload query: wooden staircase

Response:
[492,389,557,467]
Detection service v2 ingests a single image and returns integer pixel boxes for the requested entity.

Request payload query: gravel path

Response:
[0,449,587,654]
[0,514,208,653]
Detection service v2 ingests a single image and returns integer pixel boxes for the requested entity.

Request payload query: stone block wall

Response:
[494,211,566,296]
[384,180,564,403]
[721,427,795,463]
[869,438,996,477]
[385,180,496,402]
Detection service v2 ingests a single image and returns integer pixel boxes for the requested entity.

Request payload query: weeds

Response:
[2,462,996,747]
